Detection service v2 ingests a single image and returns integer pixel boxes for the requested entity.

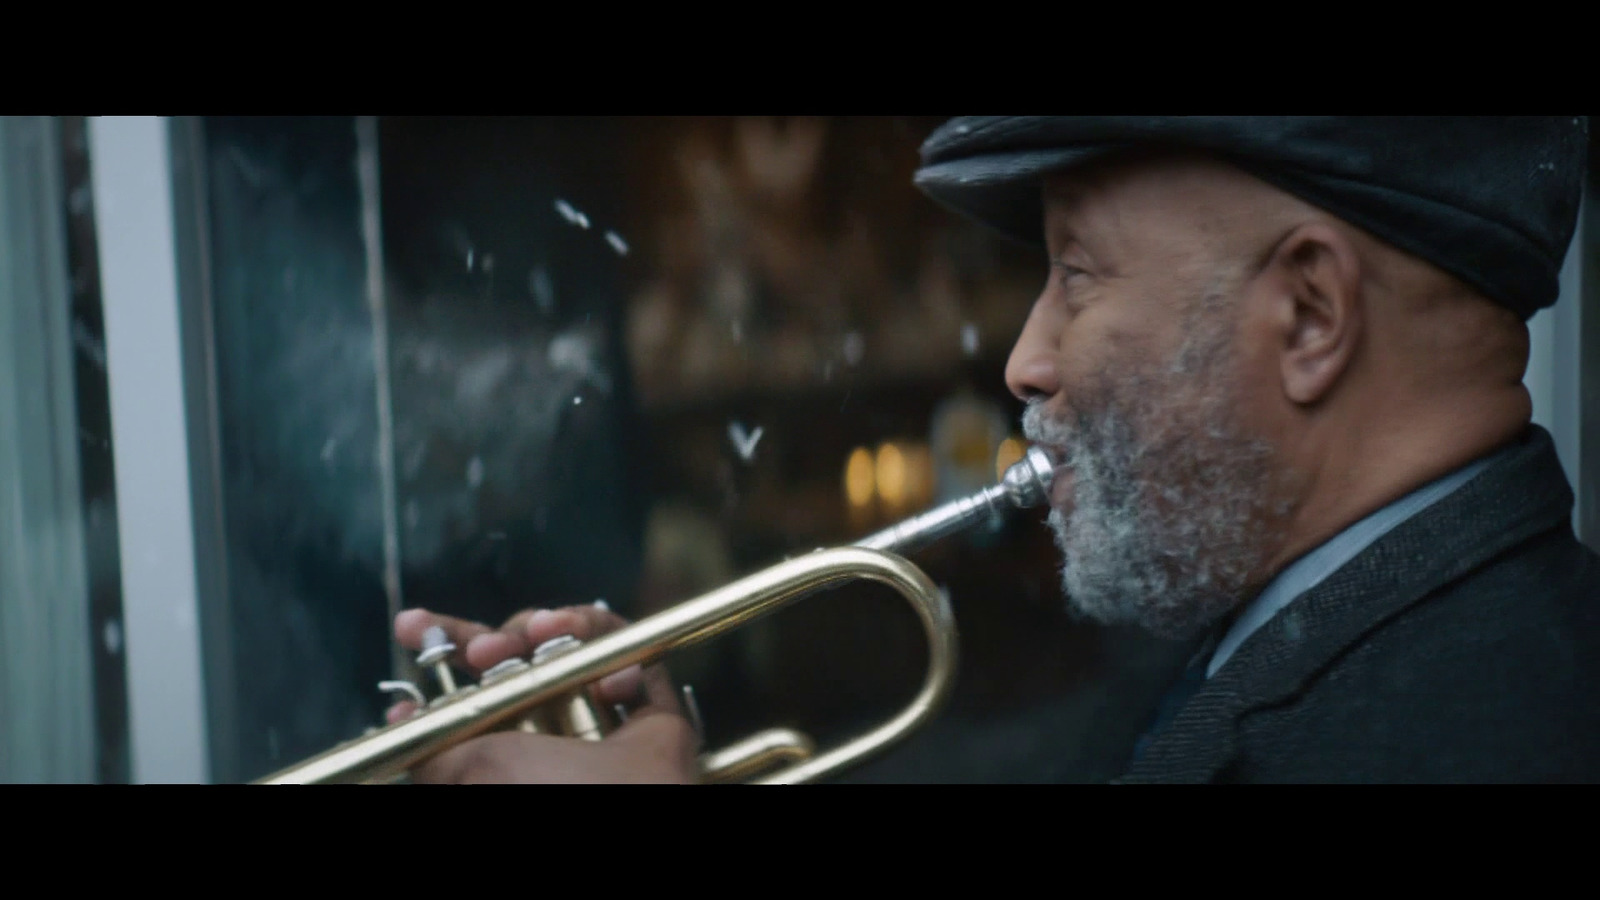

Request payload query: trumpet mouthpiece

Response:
[1002,446,1057,510]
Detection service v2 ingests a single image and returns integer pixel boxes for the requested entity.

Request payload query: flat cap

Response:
[915,116,1588,320]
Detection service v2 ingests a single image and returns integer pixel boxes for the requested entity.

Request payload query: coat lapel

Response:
[1118,426,1575,783]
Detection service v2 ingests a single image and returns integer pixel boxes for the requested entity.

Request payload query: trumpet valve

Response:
[480,657,531,684]
[378,680,427,713]
[531,634,583,663]
[481,657,544,734]
[529,635,616,741]
[416,626,459,695]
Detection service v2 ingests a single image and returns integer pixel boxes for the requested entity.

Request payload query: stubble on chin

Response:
[1022,306,1286,641]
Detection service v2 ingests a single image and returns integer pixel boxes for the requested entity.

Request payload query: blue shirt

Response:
[1205,451,1502,679]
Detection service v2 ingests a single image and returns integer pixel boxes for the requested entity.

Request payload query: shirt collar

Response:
[1205,450,1503,679]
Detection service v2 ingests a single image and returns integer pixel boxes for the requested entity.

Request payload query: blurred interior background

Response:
[2,116,1592,784]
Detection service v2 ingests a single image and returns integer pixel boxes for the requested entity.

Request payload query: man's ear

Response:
[1266,222,1364,407]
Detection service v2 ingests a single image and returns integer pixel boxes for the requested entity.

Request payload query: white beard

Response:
[1022,300,1286,640]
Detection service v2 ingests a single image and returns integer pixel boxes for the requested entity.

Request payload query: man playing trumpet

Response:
[386,117,1600,784]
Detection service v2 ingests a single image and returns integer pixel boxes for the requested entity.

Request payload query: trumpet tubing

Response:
[252,447,1056,786]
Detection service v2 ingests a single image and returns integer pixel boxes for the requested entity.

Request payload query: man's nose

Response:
[1005,305,1063,402]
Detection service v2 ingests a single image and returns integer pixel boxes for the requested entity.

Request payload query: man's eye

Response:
[1052,260,1088,283]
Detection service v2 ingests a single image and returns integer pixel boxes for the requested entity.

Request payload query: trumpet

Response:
[253,446,1056,785]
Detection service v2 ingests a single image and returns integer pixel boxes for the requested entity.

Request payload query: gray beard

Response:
[1022,308,1284,641]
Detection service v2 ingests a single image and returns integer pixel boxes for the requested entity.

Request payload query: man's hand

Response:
[409,712,702,784]
[388,603,675,722]
[386,603,702,784]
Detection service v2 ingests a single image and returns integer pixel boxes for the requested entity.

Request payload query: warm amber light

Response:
[996,437,1026,481]
[845,447,875,508]
[903,444,935,508]
[876,442,908,508]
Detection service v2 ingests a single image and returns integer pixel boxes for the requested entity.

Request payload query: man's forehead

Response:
[1042,174,1091,208]
[1040,169,1128,228]
[1038,163,1175,235]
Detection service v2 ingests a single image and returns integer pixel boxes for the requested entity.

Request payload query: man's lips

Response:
[1030,443,1075,513]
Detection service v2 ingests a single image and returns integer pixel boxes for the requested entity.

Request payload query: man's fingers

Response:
[645,664,689,719]
[416,603,620,674]
[462,631,528,672]
[397,601,629,659]
[611,711,703,777]
[522,602,683,717]
[394,608,497,671]
[394,602,684,730]
[386,699,419,724]
[596,666,645,705]
[520,601,631,649]
[410,734,497,784]
[409,717,703,784]
[497,608,550,642]
[396,605,584,675]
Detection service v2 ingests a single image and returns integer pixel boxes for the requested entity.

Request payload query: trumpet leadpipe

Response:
[853,446,1056,555]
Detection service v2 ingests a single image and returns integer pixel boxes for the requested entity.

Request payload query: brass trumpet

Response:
[253,446,1056,785]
